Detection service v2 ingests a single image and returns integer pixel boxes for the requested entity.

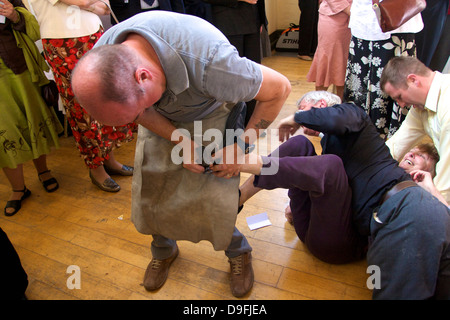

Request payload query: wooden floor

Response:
[0,52,372,300]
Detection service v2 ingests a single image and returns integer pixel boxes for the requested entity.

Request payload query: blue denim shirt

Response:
[95,11,263,122]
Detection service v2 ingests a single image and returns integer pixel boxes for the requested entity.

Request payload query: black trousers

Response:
[297,0,318,56]
[0,227,28,299]
[415,0,449,67]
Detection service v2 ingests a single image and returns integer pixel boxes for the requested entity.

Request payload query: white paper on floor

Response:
[246,212,272,230]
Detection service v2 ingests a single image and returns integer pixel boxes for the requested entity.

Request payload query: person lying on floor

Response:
[229,90,450,300]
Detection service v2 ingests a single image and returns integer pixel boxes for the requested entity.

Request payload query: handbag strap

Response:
[98,0,119,24]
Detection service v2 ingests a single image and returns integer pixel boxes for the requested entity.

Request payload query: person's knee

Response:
[277,135,316,157]
[320,155,348,190]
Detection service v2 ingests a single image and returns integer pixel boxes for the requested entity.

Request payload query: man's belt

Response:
[381,180,417,205]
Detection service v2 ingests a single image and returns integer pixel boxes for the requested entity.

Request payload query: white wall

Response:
[265,0,300,34]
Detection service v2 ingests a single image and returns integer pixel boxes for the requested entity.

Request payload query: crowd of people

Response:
[1,0,449,300]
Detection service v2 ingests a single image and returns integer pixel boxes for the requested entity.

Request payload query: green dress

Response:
[0,57,62,169]
[0,5,62,169]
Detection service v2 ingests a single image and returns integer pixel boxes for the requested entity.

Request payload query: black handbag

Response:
[40,80,59,107]
[223,101,247,148]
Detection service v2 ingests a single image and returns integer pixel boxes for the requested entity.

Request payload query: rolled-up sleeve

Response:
[203,42,262,104]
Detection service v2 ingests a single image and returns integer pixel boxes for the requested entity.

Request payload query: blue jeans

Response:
[368,186,450,299]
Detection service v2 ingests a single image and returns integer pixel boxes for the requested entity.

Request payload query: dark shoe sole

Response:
[4,188,31,217]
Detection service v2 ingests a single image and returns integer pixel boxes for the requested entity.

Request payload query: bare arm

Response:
[246,65,292,137]
[211,65,291,178]
[136,107,205,174]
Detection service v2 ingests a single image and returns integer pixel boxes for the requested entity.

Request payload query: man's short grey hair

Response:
[297,91,342,108]
[75,44,144,104]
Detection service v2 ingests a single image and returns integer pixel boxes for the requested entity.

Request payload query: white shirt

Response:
[386,72,450,203]
[348,0,423,41]
[27,0,103,39]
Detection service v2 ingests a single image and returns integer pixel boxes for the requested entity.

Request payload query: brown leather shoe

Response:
[228,252,254,297]
[143,246,179,291]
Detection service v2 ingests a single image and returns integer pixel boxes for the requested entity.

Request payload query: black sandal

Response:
[4,187,31,217]
[38,170,59,193]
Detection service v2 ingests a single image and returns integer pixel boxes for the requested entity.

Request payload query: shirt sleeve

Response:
[294,103,368,135]
[433,111,450,203]
[203,42,262,104]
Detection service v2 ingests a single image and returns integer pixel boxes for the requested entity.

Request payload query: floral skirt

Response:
[344,33,416,139]
[42,29,136,169]
[0,58,62,169]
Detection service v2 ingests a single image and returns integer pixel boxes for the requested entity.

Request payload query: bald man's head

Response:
[72,44,145,125]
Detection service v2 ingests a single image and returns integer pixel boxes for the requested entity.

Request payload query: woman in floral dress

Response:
[30,0,136,192]
[343,0,424,139]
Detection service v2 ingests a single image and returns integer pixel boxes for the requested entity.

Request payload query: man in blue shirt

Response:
[72,11,290,297]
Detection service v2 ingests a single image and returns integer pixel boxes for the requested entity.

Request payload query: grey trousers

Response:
[151,227,251,259]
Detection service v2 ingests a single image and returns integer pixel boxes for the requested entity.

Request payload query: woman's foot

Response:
[89,167,120,192]
[4,187,31,216]
[104,158,133,176]
[240,153,263,175]
[297,55,313,61]
[38,170,59,192]
[284,205,293,225]
[104,164,134,176]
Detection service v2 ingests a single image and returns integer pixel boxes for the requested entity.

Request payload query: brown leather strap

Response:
[381,180,417,204]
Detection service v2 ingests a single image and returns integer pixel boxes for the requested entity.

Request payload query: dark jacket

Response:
[110,0,185,24]
[295,103,411,236]
[202,0,266,36]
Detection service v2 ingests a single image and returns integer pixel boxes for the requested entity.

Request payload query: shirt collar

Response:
[424,72,443,113]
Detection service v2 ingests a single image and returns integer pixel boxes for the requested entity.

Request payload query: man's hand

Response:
[410,169,434,190]
[302,127,320,137]
[210,143,244,178]
[278,114,300,142]
[180,138,208,174]
[410,169,449,206]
